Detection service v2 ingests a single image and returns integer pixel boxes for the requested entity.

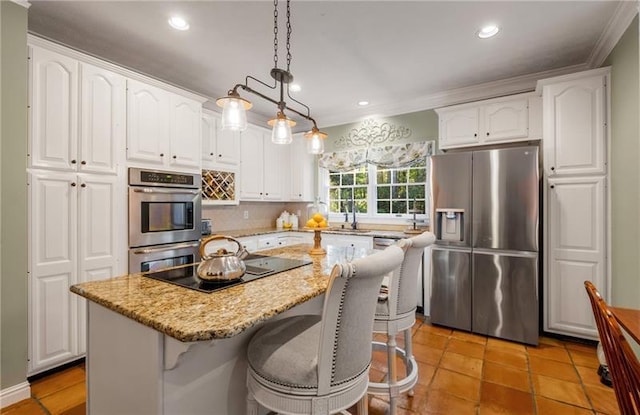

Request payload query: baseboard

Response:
[0,381,31,408]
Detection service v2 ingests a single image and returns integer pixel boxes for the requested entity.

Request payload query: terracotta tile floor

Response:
[4,317,618,415]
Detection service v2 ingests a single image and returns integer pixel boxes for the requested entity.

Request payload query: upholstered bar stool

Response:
[246,245,405,415]
[368,231,435,415]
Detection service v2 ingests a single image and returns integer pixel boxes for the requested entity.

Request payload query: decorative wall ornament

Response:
[319,141,434,172]
[334,118,412,149]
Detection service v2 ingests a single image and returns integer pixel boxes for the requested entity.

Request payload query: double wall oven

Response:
[128,168,202,273]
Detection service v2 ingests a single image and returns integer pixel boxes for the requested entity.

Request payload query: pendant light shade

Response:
[216,93,252,131]
[268,112,296,144]
[304,126,327,154]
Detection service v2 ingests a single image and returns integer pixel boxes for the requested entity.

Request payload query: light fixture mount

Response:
[215,0,326,153]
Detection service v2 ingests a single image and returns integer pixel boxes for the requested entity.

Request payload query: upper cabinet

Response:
[436,93,541,150]
[29,46,125,175]
[239,126,289,201]
[289,134,315,201]
[202,110,240,170]
[126,79,202,172]
[539,70,607,177]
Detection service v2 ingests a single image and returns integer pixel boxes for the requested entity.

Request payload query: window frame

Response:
[319,156,431,226]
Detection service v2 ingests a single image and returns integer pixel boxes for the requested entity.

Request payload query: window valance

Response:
[318,141,434,172]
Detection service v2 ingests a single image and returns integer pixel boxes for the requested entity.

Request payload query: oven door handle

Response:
[132,188,201,195]
[132,242,200,254]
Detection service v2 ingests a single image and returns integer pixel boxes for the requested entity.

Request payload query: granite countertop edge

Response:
[219,227,414,239]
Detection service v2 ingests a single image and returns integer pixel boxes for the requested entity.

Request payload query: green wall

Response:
[323,109,439,152]
[604,16,640,309]
[1,1,29,391]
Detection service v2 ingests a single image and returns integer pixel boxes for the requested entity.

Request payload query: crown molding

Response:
[9,0,30,9]
[27,34,208,103]
[587,0,638,68]
[320,63,589,128]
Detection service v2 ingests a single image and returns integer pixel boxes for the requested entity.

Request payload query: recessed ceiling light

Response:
[477,24,499,39]
[289,83,301,92]
[168,16,190,31]
[358,101,369,106]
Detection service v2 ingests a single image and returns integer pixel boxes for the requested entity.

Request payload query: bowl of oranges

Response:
[305,212,328,229]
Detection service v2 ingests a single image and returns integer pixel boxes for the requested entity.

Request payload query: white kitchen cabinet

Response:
[289,134,315,201]
[436,93,540,150]
[127,79,201,172]
[29,49,125,175]
[28,170,125,374]
[540,69,608,177]
[545,176,606,340]
[202,110,241,169]
[239,126,289,201]
[321,234,373,250]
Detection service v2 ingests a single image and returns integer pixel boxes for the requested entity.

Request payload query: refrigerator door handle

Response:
[432,246,471,253]
[472,248,538,258]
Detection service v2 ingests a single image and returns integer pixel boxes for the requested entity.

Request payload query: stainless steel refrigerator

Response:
[430,146,539,345]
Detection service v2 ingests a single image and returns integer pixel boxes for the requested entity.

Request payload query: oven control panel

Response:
[129,168,200,189]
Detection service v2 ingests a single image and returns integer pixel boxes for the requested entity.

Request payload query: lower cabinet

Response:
[28,170,126,374]
[545,176,606,340]
[321,234,373,250]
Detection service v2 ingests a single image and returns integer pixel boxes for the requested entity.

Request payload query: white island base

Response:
[86,296,324,415]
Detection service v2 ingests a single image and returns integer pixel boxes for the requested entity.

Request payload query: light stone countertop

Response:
[71,244,342,343]
[221,227,413,240]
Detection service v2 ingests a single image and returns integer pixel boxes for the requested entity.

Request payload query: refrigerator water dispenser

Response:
[435,209,464,242]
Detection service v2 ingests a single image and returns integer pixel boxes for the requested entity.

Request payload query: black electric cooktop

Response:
[142,254,312,293]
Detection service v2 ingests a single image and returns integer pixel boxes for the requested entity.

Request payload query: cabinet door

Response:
[239,128,265,200]
[290,135,315,201]
[482,98,528,143]
[126,79,170,166]
[169,95,201,170]
[80,63,125,175]
[29,46,78,171]
[76,174,121,353]
[29,171,78,373]
[202,111,217,167]
[546,176,605,339]
[438,107,480,149]
[263,139,288,201]
[543,74,606,176]
[216,126,241,168]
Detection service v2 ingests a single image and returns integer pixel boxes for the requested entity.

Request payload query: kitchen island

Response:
[71,244,343,415]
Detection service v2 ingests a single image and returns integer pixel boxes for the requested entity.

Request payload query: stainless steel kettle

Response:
[197,235,249,282]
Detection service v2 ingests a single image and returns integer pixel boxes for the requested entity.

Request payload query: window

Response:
[322,158,430,223]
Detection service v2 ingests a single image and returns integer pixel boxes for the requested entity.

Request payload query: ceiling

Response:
[27,1,635,131]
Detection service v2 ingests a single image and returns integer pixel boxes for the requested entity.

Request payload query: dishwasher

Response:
[373,237,425,311]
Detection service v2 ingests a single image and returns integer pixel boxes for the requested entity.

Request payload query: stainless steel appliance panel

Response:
[430,247,471,331]
[431,153,472,248]
[472,147,539,252]
[472,250,539,345]
[128,241,200,274]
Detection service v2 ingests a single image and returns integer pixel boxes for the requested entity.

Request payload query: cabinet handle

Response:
[486,132,490,136]
[550,185,555,189]
[71,159,77,164]
[71,182,77,187]
[473,133,477,137]
[80,183,86,188]
[218,154,222,157]
[160,153,164,157]
[550,166,555,171]
[210,152,214,156]
[81,160,86,165]
[172,155,177,159]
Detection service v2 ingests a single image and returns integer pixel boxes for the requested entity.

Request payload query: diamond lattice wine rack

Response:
[201,170,238,205]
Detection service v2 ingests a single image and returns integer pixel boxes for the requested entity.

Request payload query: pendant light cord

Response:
[273,0,279,69]
[286,0,292,72]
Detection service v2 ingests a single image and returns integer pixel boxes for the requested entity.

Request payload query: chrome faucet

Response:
[350,194,358,230]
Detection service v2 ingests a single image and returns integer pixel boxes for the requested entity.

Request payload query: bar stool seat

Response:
[368,232,435,414]
[246,245,406,415]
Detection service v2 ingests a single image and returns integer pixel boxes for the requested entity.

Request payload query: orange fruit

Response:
[312,213,325,223]
[306,219,318,228]
[318,220,327,228]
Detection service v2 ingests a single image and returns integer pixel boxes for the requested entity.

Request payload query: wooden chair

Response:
[584,281,640,415]
[246,245,405,415]
[368,231,435,415]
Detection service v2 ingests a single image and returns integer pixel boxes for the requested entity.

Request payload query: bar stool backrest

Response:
[585,281,640,415]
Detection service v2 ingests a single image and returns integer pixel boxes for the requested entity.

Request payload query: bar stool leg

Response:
[403,328,414,397]
[356,394,369,415]
[387,333,398,415]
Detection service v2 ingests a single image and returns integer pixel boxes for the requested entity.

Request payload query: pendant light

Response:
[215,0,327,153]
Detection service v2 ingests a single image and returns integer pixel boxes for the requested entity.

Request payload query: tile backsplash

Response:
[202,201,309,232]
